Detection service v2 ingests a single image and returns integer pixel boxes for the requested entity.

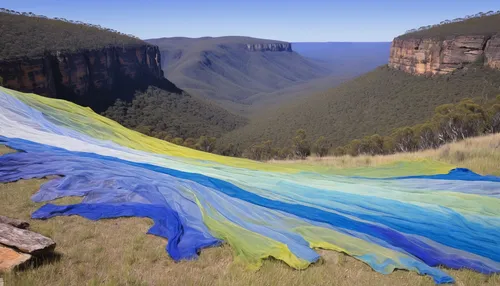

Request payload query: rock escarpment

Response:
[246,43,292,52]
[0,45,180,112]
[389,35,500,74]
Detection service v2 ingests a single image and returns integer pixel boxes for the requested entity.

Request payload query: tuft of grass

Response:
[1,142,500,285]
[0,144,15,154]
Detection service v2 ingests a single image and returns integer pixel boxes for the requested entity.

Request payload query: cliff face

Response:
[0,45,179,112]
[389,35,500,74]
[246,43,292,52]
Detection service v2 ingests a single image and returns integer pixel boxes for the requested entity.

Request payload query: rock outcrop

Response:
[0,246,31,272]
[389,35,500,74]
[0,216,57,272]
[0,45,180,112]
[0,222,56,255]
[246,43,292,52]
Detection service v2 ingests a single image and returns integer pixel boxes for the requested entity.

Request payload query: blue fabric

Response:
[33,203,221,260]
[1,136,500,283]
[385,168,500,182]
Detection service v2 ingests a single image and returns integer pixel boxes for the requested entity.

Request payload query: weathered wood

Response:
[0,223,55,254]
[0,215,29,229]
[0,246,31,272]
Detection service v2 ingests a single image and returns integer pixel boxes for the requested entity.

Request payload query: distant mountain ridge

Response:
[146,36,331,103]
[292,42,391,77]
[292,42,390,63]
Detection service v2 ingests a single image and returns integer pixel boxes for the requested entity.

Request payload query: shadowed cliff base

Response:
[48,70,183,113]
[0,57,182,113]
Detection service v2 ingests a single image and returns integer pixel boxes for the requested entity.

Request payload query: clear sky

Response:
[2,0,499,42]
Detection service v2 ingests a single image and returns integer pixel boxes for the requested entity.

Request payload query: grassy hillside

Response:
[103,86,247,139]
[146,37,331,103]
[398,12,500,39]
[0,10,145,59]
[2,134,500,285]
[277,133,500,177]
[223,66,500,149]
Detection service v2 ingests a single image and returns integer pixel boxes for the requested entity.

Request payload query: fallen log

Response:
[0,245,31,272]
[0,223,55,255]
[0,215,29,229]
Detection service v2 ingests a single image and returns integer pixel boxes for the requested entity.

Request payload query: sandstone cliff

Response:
[0,45,180,112]
[389,35,500,74]
[246,43,292,52]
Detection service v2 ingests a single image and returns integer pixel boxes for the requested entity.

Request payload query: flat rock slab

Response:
[0,215,29,229]
[0,246,31,272]
[0,223,55,254]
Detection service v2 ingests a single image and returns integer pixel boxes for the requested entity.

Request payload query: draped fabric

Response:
[1,87,499,284]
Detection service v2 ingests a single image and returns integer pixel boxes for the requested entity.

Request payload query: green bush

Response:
[292,129,311,159]
[103,86,247,140]
[335,97,500,157]
[313,136,329,157]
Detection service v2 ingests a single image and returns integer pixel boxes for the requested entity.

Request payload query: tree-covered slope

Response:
[398,11,500,40]
[222,66,500,149]
[103,86,247,140]
[0,9,145,59]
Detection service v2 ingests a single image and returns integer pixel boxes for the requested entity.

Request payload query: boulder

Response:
[0,245,31,272]
[0,215,29,229]
[0,223,55,255]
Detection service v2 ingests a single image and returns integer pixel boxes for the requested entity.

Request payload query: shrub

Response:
[292,129,311,159]
[313,136,329,157]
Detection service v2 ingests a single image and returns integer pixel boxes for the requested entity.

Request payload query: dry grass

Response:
[0,144,14,155]
[278,133,500,176]
[1,138,500,286]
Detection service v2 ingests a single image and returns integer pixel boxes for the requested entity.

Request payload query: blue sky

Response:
[2,0,499,42]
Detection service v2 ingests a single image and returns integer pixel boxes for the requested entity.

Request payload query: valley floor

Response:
[1,134,500,286]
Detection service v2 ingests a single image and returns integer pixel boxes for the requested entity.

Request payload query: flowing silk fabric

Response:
[1,87,499,284]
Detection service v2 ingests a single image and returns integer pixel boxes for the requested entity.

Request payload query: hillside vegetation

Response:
[0,10,145,59]
[103,86,247,140]
[243,96,499,161]
[332,96,500,157]
[398,11,500,39]
[146,37,331,103]
[222,66,500,150]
